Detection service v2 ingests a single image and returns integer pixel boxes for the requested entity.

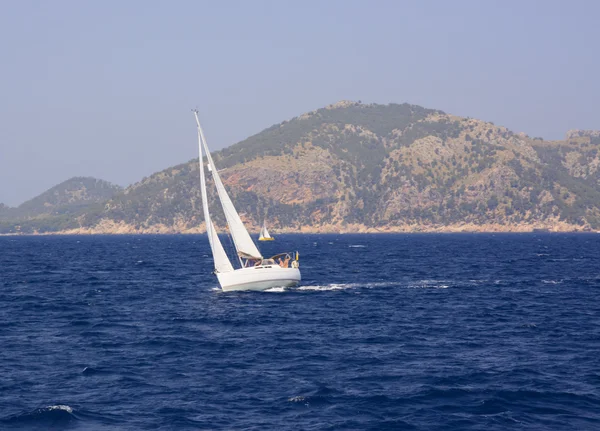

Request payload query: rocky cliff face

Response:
[2,102,600,234]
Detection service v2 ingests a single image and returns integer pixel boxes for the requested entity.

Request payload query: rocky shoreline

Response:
[1,219,596,236]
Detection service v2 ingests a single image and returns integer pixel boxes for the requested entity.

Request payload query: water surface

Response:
[1,234,599,430]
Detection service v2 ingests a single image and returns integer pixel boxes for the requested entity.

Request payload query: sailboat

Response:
[259,220,275,241]
[193,110,301,291]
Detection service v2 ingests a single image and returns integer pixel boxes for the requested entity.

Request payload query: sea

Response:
[1,233,599,430]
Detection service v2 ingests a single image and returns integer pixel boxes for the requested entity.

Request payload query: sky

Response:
[1,0,599,206]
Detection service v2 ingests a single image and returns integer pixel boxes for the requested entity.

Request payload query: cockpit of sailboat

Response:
[242,252,299,269]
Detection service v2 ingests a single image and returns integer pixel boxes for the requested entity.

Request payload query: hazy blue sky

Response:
[1,0,599,206]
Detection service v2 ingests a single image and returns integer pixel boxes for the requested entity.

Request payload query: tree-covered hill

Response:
[0,177,121,233]
[2,101,600,234]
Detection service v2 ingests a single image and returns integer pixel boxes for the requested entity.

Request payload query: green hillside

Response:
[0,177,121,233]
[2,101,600,234]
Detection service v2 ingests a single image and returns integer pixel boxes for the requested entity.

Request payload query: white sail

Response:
[260,221,272,239]
[196,119,263,260]
[206,218,234,273]
[197,128,234,273]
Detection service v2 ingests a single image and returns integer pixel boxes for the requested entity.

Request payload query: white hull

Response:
[217,266,301,292]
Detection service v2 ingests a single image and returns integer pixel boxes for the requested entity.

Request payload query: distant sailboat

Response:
[259,220,274,241]
[193,110,300,291]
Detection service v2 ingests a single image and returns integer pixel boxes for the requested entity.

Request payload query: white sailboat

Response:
[193,111,301,291]
[259,219,274,241]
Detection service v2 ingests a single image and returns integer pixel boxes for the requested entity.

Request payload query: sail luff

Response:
[195,115,234,273]
[197,122,263,260]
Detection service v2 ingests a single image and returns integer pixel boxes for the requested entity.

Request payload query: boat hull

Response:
[216,266,301,291]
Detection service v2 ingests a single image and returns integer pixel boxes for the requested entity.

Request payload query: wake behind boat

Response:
[193,111,301,291]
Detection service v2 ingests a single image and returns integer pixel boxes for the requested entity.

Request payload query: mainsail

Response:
[194,113,263,261]
[196,128,234,273]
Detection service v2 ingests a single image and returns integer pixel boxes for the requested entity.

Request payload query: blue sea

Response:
[1,233,600,430]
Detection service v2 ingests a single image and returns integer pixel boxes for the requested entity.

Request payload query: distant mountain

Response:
[2,101,600,234]
[0,177,121,232]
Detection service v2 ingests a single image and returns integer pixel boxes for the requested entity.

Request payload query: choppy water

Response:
[1,233,600,430]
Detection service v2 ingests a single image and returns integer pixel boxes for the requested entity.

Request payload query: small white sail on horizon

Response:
[259,219,274,241]
[193,110,300,291]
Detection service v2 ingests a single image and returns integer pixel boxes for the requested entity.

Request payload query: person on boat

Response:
[282,256,290,268]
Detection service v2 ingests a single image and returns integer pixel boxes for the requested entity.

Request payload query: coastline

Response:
[1,219,596,236]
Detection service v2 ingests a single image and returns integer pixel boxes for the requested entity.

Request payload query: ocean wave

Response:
[1,405,77,427]
[408,279,452,289]
[295,281,402,291]
[47,405,73,413]
[289,280,453,291]
[287,385,341,407]
[297,283,354,291]
[263,287,287,293]
[81,366,114,376]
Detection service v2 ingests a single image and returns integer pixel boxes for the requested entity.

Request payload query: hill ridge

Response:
[0,176,122,230]
[2,101,600,234]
